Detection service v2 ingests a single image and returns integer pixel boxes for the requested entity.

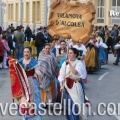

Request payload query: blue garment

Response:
[16,45,24,60]
[99,47,107,64]
[80,79,86,90]
[19,57,38,70]
[22,79,42,120]
[63,89,82,120]
[51,47,56,57]
[111,30,118,36]
[58,56,67,68]
[19,57,42,120]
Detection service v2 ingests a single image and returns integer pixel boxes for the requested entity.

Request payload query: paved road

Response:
[0,54,120,120]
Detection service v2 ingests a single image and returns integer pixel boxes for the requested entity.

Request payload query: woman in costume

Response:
[9,46,42,120]
[55,39,60,49]
[85,34,100,73]
[19,46,42,120]
[38,43,58,104]
[56,40,67,99]
[56,40,67,64]
[58,48,87,120]
[95,32,107,64]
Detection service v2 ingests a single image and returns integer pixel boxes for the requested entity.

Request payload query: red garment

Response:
[9,57,35,115]
[8,57,23,99]
[0,41,4,56]
[1,39,10,52]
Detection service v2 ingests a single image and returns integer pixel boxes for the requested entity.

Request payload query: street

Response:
[0,54,120,120]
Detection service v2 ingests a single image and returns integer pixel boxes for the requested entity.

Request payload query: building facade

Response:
[1,0,49,30]
[65,0,120,28]
[0,0,120,30]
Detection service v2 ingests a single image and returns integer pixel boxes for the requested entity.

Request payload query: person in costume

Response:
[19,46,42,120]
[68,41,76,48]
[56,40,67,64]
[73,43,87,84]
[95,32,107,64]
[58,48,87,120]
[85,34,100,73]
[49,38,56,57]
[38,43,58,104]
[55,39,60,49]
[9,46,42,120]
[56,40,67,98]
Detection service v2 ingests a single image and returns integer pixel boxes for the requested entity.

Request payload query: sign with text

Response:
[48,0,96,44]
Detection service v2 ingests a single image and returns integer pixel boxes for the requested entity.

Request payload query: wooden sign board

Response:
[48,0,96,44]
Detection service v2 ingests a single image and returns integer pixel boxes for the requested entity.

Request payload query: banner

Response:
[48,0,96,44]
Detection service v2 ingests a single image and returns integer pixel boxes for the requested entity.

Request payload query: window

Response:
[97,0,104,23]
[15,3,18,21]
[111,0,120,24]
[8,4,14,21]
[8,4,10,20]
[32,1,41,23]
[37,1,40,21]
[112,0,120,6]
[22,3,24,21]
[26,2,30,22]
[32,2,35,23]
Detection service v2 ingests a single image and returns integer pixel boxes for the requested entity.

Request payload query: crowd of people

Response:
[0,24,120,120]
